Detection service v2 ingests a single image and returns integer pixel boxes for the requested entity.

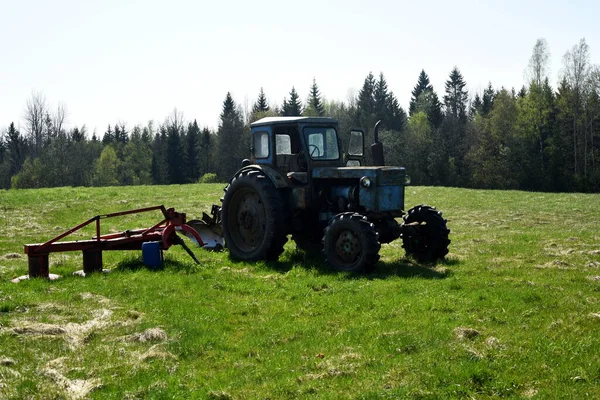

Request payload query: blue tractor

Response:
[220,116,450,272]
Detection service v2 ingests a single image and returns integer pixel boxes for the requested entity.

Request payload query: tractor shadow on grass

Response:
[114,255,202,274]
[266,251,458,280]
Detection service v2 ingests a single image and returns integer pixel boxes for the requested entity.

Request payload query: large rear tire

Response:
[221,170,288,261]
[401,205,450,263]
[323,213,380,273]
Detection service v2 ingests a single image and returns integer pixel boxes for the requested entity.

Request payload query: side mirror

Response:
[348,130,364,156]
[346,128,365,166]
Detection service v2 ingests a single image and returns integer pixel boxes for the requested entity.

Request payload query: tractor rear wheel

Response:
[222,170,288,261]
[323,213,380,272]
[401,205,450,263]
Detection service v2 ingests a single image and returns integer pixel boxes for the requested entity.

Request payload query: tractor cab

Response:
[250,117,345,177]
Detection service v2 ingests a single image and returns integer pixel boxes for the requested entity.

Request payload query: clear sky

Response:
[1,0,599,136]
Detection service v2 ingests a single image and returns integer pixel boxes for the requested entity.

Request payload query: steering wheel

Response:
[309,144,321,157]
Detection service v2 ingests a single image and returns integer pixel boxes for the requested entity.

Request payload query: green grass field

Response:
[0,184,599,399]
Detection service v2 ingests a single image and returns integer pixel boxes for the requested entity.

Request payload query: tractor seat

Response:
[287,171,308,184]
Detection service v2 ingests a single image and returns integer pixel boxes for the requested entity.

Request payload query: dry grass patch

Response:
[139,344,178,362]
[453,327,480,340]
[119,327,168,343]
[6,308,113,349]
[42,364,101,400]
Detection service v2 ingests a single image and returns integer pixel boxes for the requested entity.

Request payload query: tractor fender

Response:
[230,165,290,188]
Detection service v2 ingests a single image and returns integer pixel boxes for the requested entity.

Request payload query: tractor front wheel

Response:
[323,213,380,272]
[221,170,288,261]
[401,205,450,263]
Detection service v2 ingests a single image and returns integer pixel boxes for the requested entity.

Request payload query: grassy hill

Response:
[0,184,599,399]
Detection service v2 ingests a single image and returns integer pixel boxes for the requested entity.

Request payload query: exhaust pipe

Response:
[371,120,384,166]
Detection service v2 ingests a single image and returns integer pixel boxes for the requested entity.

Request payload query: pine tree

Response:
[441,67,469,185]
[166,117,185,184]
[470,93,482,119]
[374,72,389,122]
[357,72,376,119]
[70,127,85,143]
[5,122,27,177]
[481,83,495,116]
[386,93,407,132]
[282,87,303,116]
[216,92,246,179]
[409,70,433,116]
[185,120,201,182]
[252,87,270,113]
[102,125,114,144]
[444,67,469,121]
[306,78,325,116]
[115,123,128,144]
[200,127,213,176]
[151,129,168,184]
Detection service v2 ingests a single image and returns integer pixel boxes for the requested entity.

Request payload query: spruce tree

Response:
[444,67,469,121]
[151,129,168,184]
[252,87,269,113]
[282,87,303,116]
[481,83,495,116]
[5,122,27,176]
[200,127,213,176]
[409,70,433,116]
[357,72,376,117]
[216,92,246,179]
[102,125,114,144]
[166,122,185,184]
[470,93,483,119]
[386,93,407,132]
[374,72,389,122]
[306,78,325,116]
[185,120,201,182]
[280,98,288,116]
[441,67,469,186]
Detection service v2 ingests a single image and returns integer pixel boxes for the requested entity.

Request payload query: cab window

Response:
[253,131,269,158]
[276,134,292,155]
[303,127,340,160]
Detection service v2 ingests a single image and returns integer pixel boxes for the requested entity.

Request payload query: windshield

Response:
[303,127,340,160]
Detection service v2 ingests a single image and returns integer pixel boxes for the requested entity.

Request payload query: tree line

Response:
[1,38,599,192]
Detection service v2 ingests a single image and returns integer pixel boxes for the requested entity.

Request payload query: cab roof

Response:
[250,116,338,128]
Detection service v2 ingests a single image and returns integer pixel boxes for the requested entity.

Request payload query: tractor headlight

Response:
[360,176,371,188]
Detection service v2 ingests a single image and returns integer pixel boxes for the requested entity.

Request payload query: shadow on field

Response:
[263,251,458,280]
[114,256,201,274]
[112,251,457,280]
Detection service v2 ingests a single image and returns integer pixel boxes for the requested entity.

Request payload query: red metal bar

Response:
[25,232,165,254]
[34,216,99,254]
[95,227,164,240]
[33,205,168,254]
[142,219,168,236]
[100,205,167,219]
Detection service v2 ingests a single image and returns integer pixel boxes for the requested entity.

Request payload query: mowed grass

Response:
[0,184,599,399]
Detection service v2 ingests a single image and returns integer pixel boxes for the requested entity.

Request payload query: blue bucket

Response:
[142,241,163,270]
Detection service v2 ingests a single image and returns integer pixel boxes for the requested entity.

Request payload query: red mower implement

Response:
[15,205,220,282]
